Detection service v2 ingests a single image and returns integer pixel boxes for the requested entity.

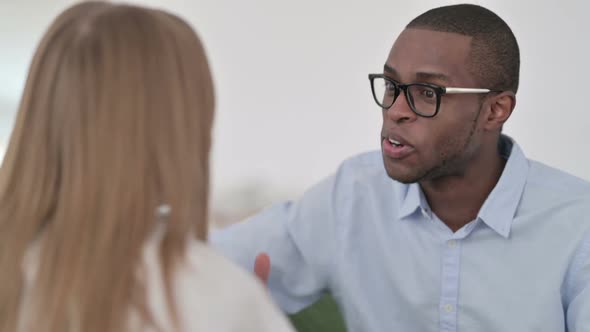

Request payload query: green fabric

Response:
[288,294,347,332]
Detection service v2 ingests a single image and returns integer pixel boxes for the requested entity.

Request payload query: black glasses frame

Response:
[368,74,499,118]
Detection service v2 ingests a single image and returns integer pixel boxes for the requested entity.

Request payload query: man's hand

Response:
[254,252,271,285]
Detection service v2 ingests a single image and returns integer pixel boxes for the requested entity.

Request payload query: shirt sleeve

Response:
[565,229,590,331]
[209,174,341,314]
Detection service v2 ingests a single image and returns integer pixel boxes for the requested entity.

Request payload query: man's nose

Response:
[384,91,418,124]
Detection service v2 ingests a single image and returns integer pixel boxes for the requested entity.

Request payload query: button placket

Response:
[439,238,461,332]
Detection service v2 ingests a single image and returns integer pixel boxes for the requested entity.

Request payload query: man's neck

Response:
[420,148,506,233]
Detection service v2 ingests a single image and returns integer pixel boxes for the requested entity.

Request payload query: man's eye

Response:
[412,87,435,99]
[421,89,435,98]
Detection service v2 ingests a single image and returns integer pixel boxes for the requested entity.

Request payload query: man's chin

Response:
[382,155,421,184]
[384,167,420,184]
[389,174,419,184]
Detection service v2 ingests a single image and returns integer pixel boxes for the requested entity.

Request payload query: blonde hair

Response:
[0,1,214,331]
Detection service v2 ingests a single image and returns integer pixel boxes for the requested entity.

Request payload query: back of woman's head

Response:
[0,2,214,331]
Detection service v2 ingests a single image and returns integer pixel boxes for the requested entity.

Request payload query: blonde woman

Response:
[0,2,294,332]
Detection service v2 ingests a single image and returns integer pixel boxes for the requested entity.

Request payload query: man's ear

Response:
[484,91,516,131]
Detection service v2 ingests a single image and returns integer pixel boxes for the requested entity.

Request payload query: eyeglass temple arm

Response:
[445,87,493,94]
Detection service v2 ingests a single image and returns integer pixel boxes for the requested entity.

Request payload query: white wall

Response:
[1,0,589,203]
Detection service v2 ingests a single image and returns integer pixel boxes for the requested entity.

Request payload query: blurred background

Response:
[0,0,588,227]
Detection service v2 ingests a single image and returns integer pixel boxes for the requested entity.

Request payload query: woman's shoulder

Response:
[183,240,254,283]
[173,239,295,331]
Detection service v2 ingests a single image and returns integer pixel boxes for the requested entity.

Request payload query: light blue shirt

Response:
[211,136,590,332]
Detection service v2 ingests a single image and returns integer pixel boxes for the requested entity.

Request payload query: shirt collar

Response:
[397,179,430,220]
[477,135,528,238]
[395,135,529,238]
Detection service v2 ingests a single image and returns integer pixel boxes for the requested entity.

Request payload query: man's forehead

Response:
[386,28,474,83]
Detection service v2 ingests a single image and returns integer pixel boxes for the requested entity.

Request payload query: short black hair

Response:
[407,4,520,93]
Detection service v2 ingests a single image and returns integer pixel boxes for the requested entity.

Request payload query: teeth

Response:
[388,138,402,146]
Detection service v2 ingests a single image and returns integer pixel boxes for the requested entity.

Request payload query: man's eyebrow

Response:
[383,65,450,83]
[415,71,450,83]
[383,64,398,76]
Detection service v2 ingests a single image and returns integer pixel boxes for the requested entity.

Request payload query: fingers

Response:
[254,252,271,285]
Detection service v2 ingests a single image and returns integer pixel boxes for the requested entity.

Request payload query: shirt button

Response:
[447,240,457,248]
[443,304,454,313]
